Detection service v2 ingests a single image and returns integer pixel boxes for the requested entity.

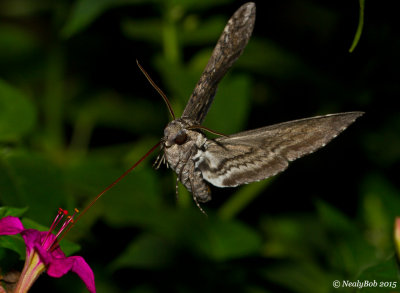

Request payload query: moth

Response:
[139,2,363,212]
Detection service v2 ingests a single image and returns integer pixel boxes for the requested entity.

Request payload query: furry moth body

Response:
[157,2,363,208]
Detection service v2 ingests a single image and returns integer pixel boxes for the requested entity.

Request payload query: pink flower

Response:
[0,210,95,293]
[394,217,400,259]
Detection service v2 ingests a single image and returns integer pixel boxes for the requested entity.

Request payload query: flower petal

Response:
[9,219,96,292]
[44,254,96,293]
[50,244,67,259]
[395,217,400,258]
[0,216,24,235]
[35,241,96,293]
[70,256,96,293]
[46,256,74,277]
[20,229,45,257]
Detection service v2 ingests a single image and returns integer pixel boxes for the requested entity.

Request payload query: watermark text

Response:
[332,280,397,289]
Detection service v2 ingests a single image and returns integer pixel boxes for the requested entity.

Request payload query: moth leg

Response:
[153,153,165,170]
[152,153,160,168]
[189,178,207,216]
[175,158,188,201]
[175,176,180,200]
[175,164,207,215]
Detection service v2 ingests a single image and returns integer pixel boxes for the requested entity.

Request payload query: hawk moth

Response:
[145,2,363,211]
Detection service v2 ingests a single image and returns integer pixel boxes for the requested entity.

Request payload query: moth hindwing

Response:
[153,2,364,211]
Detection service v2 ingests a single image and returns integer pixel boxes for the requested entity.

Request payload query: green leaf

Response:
[154,55,198,114]
[316,200,355,233]
[203,74,252,134]
[65,156,162,227]
[262,261,333,293]
[238,39,308,79]
[109,207,263,268]
[259,215,324,260]
[101,166,162,226]
[0,150,65,224]
[69,93,165,135]
[111,233,173,270]
[219,179,272,220]
[61,0,150,38]
[21,217,48,231]
[191,217,262,261]
[356,256,399,293]
[168,0,231,11]
[0,79,36,142]
[122,5,236,47]
[0,206,28,218]
[59,239,82,256]
[0,25,40,61]
[315,201,377,276]
[0,234,26,259]
[180,16,226,45]
[121,19,163,44]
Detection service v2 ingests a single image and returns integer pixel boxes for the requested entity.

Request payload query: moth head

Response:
[163,121,188,148]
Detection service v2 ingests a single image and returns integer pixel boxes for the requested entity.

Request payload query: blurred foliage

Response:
[0,0,399,292]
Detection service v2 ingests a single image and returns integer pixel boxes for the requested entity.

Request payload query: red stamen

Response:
[43,208,68,246]
[54,216,71,239]
[49,210,79,251]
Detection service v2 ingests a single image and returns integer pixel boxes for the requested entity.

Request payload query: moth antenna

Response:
[187,125,228,137]
[136,59,176,120]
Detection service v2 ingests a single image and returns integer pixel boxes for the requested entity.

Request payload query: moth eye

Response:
[174,132,187,145]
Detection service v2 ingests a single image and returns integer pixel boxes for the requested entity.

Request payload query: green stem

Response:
[44,47,65,150]
[349,0,365,52]
[218,179,272,220]
[162,6,182,63]
[68,112,94,157]
[14,252,46,293]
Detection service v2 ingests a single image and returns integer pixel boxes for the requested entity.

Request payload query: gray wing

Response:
[193,112,363,187]
[181,2,256,124]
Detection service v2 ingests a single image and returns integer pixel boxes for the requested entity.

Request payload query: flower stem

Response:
[14,252,46,293]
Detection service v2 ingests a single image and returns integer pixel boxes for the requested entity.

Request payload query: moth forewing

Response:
[181,2,256,124]
[194,112,364,188]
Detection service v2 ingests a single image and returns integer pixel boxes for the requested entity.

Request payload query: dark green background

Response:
[1,0,399,292]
